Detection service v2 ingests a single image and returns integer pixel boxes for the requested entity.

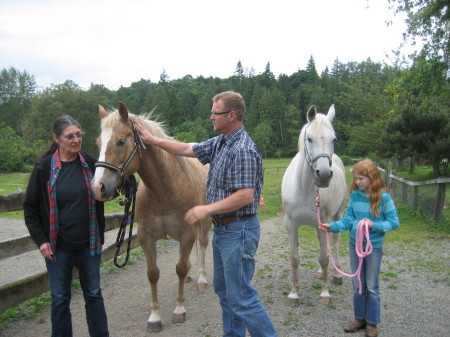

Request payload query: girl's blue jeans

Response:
[45,247,109,337]
[212,216,277,337]
[349,244,383,326]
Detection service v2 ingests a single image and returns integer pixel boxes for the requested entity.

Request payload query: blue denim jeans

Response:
[46,248,109,337]
[349,244,383,326]
[212,215,277,337]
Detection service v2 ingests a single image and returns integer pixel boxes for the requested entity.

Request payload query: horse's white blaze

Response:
[92,129,112,197]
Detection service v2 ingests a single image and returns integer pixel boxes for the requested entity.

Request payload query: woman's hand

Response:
[39,242,53,260]
[319,223,330,232]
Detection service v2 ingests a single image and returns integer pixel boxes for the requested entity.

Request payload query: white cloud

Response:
[0,0,410,90]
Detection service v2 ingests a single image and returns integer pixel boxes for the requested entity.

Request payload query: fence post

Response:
[402,183,408,203]
[412,185,419,211]
[433,183,446,222]
[384,168,390,188]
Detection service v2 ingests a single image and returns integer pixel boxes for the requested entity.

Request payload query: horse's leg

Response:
[317,228,331,304]
[331,232,343,285]
[285,220,300,307]
[314,227,324,280]
[172,237,195,323]
[196,219,211,291]
[140,237,163,332]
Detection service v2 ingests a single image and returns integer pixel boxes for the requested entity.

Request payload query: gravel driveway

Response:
[1,217,449,337]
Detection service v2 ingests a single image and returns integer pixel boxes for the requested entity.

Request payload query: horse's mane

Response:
[100,109,171,140]
[100,108,192,173]
[298,113,334,151]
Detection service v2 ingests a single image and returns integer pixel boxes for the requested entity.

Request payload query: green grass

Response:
[0,294,51,330]
[0,172,30,195]
[394,165,450,181]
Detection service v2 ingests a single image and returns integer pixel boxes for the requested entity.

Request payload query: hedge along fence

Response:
[0,191,139,314]
[380,168,449,222]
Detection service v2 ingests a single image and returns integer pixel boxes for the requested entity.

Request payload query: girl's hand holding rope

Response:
[319,223,330,232]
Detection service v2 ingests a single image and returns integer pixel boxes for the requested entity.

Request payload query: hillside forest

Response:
[0,0,448,177]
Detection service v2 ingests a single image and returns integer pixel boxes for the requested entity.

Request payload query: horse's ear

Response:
[118,101,129,121]
[99,105,108,119]
[307,105,317,122]
[327,104,335,123]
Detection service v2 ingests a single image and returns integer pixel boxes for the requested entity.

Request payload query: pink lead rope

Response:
[316,194,373,294]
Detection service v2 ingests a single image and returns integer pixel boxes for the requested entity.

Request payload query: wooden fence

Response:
[0,191,139,313]
[381,168,448,222]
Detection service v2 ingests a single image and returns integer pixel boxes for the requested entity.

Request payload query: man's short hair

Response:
[213,91,246,121]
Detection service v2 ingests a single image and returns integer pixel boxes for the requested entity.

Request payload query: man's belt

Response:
[212,214,255,226]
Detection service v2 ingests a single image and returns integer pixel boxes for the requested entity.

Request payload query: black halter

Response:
[95,117,146,190]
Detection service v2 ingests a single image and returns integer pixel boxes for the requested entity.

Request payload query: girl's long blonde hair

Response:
[350,159,387,217]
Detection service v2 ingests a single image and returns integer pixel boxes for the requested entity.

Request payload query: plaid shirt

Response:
[193,126,263,218]
[47,149,102,256]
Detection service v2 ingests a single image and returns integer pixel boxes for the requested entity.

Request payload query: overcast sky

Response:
[0,0,410,91]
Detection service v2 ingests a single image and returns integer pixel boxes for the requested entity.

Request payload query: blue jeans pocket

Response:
[243,221,260,260]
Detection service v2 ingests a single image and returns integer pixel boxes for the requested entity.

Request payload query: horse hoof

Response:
[184,276,192,283]
[319,297,331,305]
[197,282,208,291]
[315,272,323,280]
[147,321,163,332]
[287,297,300,307]
[332,276,342,285]
[172,312,186,323]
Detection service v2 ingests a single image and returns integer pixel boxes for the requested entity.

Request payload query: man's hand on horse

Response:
[135,119,158,145]
[184,206,209,225]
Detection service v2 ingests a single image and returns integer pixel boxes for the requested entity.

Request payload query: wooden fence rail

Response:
[380,169,448,222]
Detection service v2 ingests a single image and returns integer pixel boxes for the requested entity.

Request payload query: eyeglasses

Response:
[63,132,84,141]
[211,110,232,116]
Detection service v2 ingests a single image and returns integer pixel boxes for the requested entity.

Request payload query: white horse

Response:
[282,104,347,306]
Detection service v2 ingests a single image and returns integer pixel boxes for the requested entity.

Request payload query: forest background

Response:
[0,0,448,177]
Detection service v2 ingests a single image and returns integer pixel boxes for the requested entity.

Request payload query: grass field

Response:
[0,158,448,234]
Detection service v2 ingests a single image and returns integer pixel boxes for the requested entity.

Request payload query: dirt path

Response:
[1,217,449,337]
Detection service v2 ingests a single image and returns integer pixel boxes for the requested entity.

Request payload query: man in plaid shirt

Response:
[136,91,277,337]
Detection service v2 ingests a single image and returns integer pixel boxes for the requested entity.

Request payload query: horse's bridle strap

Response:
[95,117,144,187]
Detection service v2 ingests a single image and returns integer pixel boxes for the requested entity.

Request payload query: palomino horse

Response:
[91,102,211,332]
[281,104,347,306]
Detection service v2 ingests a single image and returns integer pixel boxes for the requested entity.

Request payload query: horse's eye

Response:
[307,137,312,143]
[117,139,126,146]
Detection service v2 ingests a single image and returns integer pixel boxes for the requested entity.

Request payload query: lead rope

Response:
[114,175,137,268]
[316,191,373,294]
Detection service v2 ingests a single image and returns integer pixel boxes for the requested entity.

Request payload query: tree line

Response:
[0,0,448,177]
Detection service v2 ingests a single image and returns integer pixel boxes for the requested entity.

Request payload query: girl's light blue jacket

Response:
[329,189,399,248]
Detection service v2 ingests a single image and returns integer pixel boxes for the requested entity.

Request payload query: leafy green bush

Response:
[0,124,38,172]
[340,155,353,166]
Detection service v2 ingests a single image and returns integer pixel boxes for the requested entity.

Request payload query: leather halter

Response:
[95,117,146,189]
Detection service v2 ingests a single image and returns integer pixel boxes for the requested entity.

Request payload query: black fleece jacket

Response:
[23,151,105,249]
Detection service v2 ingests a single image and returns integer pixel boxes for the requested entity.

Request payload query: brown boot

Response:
[343,319,366,333]
[365,324,378,337]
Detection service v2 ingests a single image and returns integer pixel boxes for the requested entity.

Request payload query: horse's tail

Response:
[195,221,201,261]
